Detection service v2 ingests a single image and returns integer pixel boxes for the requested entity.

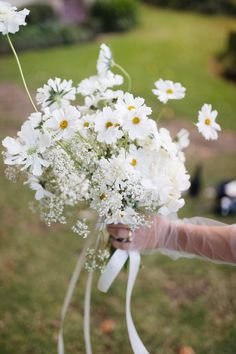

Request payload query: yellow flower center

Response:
[204,118,211,126]
[132,117,140,125]
[128,105,135,111]
[83,122,89,128]
[130,159,137,167]
[106,121,113,129]
[114,123,120,127]
[166,88,173,94]
[60,120,68,129]
[99,193,106,200]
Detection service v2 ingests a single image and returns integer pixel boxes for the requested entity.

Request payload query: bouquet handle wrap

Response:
[98,250,150,354]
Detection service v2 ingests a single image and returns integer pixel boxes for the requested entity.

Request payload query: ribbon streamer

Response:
[58,236,91,354]
[84,270,94,354]
[98,249,150,354]
[126,252,150,354]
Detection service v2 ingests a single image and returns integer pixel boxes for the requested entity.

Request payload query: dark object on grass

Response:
[218,31,236,81]
[215,180,236,216]
[189,165,202,197]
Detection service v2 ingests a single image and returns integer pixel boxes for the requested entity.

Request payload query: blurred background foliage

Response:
[1,0,235,82]
[143,0,236,15]
[0,1,236,354]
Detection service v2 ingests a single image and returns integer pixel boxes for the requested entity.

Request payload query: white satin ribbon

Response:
[98,249,129,292]
[84,270,94,354]
[58,237,92,354]
[98,249,150,354]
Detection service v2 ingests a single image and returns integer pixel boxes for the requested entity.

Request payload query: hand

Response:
[107,215,171,251]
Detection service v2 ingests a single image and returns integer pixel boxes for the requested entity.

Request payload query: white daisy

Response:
[120,145,150,176]
[97,43,113,76]
[152,79,186,104]
[115,92,152,117]
[103,71,123,88]
[196,104,221,140]
[175,129,190,150]
[122,109,153,140]
[44,106,80,140]
[25,176,53,200]
[94,107,123,144]
[0,1,29,35]
[77,71,123,97]
[2,121,50,176]
[36,77,77,111]
[27,112,43,128]
[158,128,178,157]
[101,89,124,102]
[77,76,101,96]
[77,113,95,135]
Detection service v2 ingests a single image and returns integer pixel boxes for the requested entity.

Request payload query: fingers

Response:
[107,224,131,240]
[110,238,133,251]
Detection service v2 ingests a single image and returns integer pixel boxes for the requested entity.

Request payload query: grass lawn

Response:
[0,4,236,354]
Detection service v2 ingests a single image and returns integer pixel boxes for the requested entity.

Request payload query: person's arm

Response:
[108,216,236,264]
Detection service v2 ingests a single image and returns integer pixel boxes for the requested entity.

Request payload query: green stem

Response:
[156,106,165,121]
[113,62,132,92]
[7,34,38,112]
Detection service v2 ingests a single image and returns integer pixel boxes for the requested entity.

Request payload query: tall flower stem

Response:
[113,62,132,92]
[7,34,38,112]
[156,106,165,121]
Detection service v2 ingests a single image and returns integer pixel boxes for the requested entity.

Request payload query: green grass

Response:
[0,5,236,130]
[0,4,236,354]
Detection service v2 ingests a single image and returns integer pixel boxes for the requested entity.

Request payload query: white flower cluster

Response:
[0,1,29,35]
[2,41,222,264]
[84,248,110,272]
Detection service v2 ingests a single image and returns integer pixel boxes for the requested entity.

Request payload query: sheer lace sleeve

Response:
[108,216,236,266]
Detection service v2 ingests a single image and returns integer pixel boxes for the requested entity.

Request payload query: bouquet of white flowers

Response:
[3,43,192,235]
[1,3,222,354]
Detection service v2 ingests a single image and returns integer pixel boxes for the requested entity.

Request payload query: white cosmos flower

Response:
[0,1,29,35]
[101,89,124,101]
[2,121,50,176]
[97,43,113,76]
[110,207,138,225]
[44,106,80,140]
[196,104,221,140]
[77,76,101,96]
[27,112,44,128]
[138,129,161,152]
[78,71,123,97]
[159,198,185,216]
[94,107,123,144]
[175,129,190,150]
[115,92,152,117]
[120,145,150,176]
[152,79,186,104]
[103,71,123,88]
[25,176,53,200]
[122,109,153,140]
[77,113,95,135]
[158,128,178,157]
[36,77,76,112]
